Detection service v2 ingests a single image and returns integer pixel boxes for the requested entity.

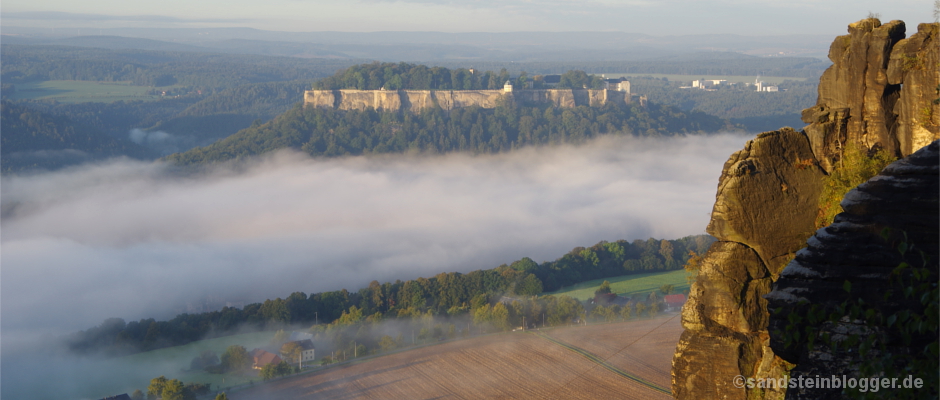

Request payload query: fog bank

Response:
[1,133,749,345]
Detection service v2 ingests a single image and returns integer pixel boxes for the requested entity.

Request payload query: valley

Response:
[226,315,680,400]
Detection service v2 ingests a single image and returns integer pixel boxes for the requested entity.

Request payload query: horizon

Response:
[1,2,933,37]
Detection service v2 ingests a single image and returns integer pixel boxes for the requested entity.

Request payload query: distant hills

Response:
[1,23,836,61]
[0,101,154,172]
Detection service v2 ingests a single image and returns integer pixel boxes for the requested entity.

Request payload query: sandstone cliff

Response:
[303,89,631,112]
[765,140,938,399]
[801,20,938,171]
[672,19,938,400]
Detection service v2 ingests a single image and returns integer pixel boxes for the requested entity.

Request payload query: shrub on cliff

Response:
[815,143,895,228]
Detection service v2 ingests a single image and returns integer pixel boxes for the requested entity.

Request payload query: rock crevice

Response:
[672,19,938,400]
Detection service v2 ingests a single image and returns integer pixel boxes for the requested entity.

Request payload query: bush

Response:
[816,143,895,228]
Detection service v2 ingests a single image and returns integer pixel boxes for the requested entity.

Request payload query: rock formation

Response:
[765,140,938,399]
[672,128,825,400]
[303,88,632,112]
[672,19,938,400]
[801,20,938,172]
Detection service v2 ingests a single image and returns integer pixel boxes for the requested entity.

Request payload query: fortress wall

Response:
[448,90,504,109]
[303,89,629,112]
[304,90,337,108]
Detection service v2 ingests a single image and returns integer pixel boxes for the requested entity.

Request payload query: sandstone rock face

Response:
[887,23,940,155]
[674,19,939,400]
[802,20,939,172]
[672,129,826,400]
[765,140,938,400]
[303,89,630,112]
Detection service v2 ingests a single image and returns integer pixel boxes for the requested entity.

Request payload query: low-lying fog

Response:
[1,133,750,398]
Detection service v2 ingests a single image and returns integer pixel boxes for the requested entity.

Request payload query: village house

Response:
[250,348,283,370]
[664,294,687,311]
[281,339,316,365]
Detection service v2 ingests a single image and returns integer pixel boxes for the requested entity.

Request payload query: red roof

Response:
[252,350,282,368]
[665,294,687,304]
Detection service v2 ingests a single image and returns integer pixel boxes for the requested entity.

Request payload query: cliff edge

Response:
[672,19,938,400]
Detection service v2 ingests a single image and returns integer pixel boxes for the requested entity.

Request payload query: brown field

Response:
[228,314,682,400]
[544,314,682,390]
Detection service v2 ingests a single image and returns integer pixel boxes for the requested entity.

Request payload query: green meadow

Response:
[546,269,691,301]
[6,80,170,103]
[118,331,276,392]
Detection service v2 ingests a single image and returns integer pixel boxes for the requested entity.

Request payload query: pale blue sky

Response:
[0,0,933,35]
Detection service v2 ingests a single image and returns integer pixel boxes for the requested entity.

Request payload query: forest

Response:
[166,96,733,165]
[1,47,823,172]
[0,101,155,172]
[66,235,714,356]
[313,62,606,90]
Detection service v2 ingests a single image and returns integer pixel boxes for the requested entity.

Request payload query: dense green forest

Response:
[313,62,605,90]
[67,235,713,356]
[166,97,733,165]
[0,101,154,172]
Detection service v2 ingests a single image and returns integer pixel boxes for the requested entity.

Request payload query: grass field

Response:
[228,315,682,399]
[115,331,276,392]
[6,80,170,103]
[547,269,691,301]
[596,73,807,84]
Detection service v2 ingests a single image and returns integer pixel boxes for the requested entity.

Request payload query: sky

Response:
[0,0,933,36]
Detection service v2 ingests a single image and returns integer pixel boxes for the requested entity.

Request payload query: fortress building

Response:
[304,85,636,113]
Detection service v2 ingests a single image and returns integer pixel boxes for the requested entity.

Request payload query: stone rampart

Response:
[303,89,630,112]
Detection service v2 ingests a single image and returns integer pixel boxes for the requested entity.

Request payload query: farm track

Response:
[227,315,681,400]
[533,331,670,395]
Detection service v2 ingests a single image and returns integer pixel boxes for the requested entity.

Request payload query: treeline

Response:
[312,62,605,90]
[0,101,154,172]
[67,235,713,356]
[166,97,734,165]
[0,44,355,90]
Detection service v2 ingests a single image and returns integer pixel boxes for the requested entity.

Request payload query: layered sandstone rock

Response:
[303,88,629,112]
[887,23,940,155]
[765,140,938,399]
[673,129,825,400]
[673,19,938,400]
[802,20,938,172]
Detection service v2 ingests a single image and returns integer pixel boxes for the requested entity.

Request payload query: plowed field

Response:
[229,314,681,399]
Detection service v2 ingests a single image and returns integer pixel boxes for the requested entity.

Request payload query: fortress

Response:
[304,81,641,112]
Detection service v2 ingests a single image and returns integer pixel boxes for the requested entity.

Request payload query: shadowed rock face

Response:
[766,140,938,400]
[672,19,938,400]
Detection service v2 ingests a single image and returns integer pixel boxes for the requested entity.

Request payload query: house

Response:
[250,348,283,369]
[602,78,630,93]
[665,294,687,311]
[282,339,316,365]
